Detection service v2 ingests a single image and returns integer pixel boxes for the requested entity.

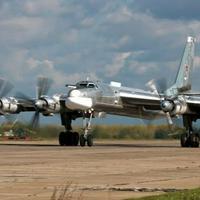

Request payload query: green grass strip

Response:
[126,188,200,200]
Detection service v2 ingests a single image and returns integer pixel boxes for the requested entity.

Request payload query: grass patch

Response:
[0,123,188,140]
[92,125,185,140]
[126,188,200,200]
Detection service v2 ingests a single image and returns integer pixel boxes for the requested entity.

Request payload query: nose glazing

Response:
[69,89,81,97]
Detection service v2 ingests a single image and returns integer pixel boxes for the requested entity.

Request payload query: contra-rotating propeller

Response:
[0,78,14,98]
[146,78,176,127]
[0,78,18,122]
[31,77,53,128]
[16,77,53,129]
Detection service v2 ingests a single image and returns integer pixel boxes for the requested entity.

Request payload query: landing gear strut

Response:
[80,111,93,147]
[180,116,199,148]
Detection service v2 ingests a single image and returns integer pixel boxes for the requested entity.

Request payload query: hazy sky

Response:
[1,0,200,124]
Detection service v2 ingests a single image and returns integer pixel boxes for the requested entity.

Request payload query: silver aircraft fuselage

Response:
[65,81,165,120]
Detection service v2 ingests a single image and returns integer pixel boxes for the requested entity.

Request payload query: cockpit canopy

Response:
[75,81,98,89]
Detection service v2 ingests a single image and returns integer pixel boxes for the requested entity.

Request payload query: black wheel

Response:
[72,132,79,146]
[65,131,73,146]
[59,132,66,146]
[194,134,200,147]
[180,133,188,147]
[80,134,86,147]
[87,134,93,147]
[190,133,199,148]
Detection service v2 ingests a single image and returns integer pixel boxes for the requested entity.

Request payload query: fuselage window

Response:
[76,81,97,89]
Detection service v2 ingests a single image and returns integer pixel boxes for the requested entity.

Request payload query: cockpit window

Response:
[88,83,95,88]
[79,83,88,88]
[76,81,97,89]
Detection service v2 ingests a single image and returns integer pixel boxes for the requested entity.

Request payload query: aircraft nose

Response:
[69,89,81,97]
[66,89,93,110]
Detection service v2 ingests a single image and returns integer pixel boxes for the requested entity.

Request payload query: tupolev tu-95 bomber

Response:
[0,36,200,148]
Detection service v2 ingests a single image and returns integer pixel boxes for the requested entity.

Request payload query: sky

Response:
[1,0,200,125]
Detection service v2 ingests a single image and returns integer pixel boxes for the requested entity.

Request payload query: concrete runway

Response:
[0,140,200,200]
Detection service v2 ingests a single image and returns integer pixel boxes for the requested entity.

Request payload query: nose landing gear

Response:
[80,111,94,147]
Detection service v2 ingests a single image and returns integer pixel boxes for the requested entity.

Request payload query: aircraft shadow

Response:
[0,142,179,148]
[0,143,58,147]
[96,143,179,148]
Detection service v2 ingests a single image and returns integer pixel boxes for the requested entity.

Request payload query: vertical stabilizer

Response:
[165,36,195,97]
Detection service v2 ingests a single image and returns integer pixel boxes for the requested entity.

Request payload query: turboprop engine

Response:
[160,96,187,115]
[0,97,19,114]
[35,95,61,115]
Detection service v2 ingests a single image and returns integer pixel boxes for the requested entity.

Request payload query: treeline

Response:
[0,122,190,140]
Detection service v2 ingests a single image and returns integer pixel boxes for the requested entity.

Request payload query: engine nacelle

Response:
[0,97,19,113]
[35,96,60,114]
[171,97,187,115]
[161,96,187,115]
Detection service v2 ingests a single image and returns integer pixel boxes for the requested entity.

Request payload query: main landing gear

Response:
[59,111,94,147]
[180,116,199,148]
[59,131,79,146]
[59,113,80,146]
[180,132,199,148]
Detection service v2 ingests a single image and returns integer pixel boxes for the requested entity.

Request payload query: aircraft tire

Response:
[87,134,93,147]
[59,132,66,146]
[180,133,188,147]
[190,133,199,148]
[65,131,74,146]
[72,132,79,146]
[80,134,86,147]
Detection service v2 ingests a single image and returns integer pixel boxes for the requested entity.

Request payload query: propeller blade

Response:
[31,111,40,129]
[28,77,53,129]
[3,114,18,123]
[173,115,182,128]
[146,78,167,96]
[139,108,152,126]
[0,79,14,97]
[15,92,31,101]
[15,92,34,103]
[0,79,5,91]
[156,78,167,94]
[146,79,159,95]
[15,92,36,109]
[166,112,173,126]
[139,106,166,126]
[37,77,53,98]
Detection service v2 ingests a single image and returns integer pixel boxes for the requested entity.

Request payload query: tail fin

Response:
[165,36,195,97]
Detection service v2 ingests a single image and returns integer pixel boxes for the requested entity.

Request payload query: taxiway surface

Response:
[0,140,200,200]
